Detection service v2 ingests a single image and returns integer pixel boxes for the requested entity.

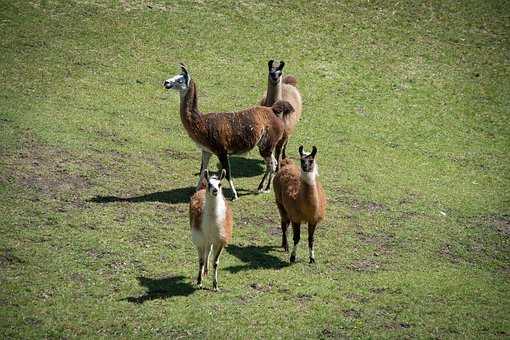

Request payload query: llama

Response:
[273,146,327,263]
[190,169,233,290]
[260,60,302,165]
[163,64,294,199]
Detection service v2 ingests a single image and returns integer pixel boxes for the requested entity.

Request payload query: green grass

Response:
[1,0,509,338]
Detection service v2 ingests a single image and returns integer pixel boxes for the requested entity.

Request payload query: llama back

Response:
[281,83,302,134]
[283,75,297,87]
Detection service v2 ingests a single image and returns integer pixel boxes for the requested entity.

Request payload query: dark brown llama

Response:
[163,64,294,199]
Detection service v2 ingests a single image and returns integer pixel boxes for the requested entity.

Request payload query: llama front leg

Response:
[276,202,290,252]
[219,153,238,200]
[290,222,301,263]
[197,151,212,190]
[203,244,212,276]
[196,247,205,288]
[308,223,317,264]
[212,243,224,291]
[258,153,277,193]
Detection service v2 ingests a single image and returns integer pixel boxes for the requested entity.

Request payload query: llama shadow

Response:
[225,244,289,273]
[194,156,265,178]
[122,275,194,304]
[230,157,265,178]
[89,186,195,205]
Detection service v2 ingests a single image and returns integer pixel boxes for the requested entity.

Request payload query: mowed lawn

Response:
[1,0,509,338]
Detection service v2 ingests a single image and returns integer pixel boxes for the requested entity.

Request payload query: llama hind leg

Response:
[258,153,277,193]
[219,153,238,200]
[196,151,212,190]
[212,243,225,291]
[290,222,301,263]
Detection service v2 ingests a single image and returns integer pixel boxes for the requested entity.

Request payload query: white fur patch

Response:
[201,189,227,242]
[301,165,318,185]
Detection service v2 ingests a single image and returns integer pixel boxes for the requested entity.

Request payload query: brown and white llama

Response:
[260,60,302,165]
[163,64,294,199]
[273,146,327,263]
[190,169,233,290]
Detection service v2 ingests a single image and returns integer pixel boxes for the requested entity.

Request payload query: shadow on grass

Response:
[194,156,265,178]
[225,244,289,273]
[89,186,195,204]
[122,276,194,304]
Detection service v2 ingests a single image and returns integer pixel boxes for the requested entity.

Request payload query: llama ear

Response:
[202,169,209,181]
[268,60,274,70]
[298,145,304,157]
[220,169,226,181]
[311,146,317,158]
[278,61,285,70]
[179,63,190,86]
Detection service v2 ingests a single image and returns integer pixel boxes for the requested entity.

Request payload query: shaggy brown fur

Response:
[273,146,326,264]
[260,60,303,163]
[165,64,294,199]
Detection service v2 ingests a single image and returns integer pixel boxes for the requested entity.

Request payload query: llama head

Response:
[268,60,285,83]
[163,63,191,93]
[203,169,226,197]
[298,145,318,174]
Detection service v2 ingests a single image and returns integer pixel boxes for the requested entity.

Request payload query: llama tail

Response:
[271,100,294,118]
[283,75,297,87]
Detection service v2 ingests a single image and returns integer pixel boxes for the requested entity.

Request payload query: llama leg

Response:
[308,223,317,264]
[276,202,290,252]
[196,247,205,288]
[281,139,289,160]
[212,243,224,291]
[274,138,285,171]
[290,222,301,263]
[263,153,277,192]
[203,244,212,276]
[196,151,212,190]
[219,153,238,200]
[281,219,290,252]
[258,153,277,193]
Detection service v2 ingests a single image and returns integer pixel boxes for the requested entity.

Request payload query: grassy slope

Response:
[1,0,509,338]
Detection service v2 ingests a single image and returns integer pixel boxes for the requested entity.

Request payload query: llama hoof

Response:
[290,254,296,263]
[282,244,289,252]
[197,283,203,289]
[309,258,316,264]
[213,283,219,291]
[203,270,208,276]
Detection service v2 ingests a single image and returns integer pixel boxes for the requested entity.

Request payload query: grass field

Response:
[1,0,509,338]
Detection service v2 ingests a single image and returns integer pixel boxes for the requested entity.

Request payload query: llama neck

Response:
[300,168,320,206]
[179,80,202,129]
[204,192,226,218]
[265,76,283,106]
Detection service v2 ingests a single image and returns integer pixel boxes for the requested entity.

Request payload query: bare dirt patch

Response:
[0,248,24,267]
[348,259,381,272]
[355,230,395,255]
[6,136,91,201]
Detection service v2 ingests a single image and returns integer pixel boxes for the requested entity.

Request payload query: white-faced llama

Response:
[260,60,302,166]
[273,146,327,263]
[163,64,294,199]
[190,169,232,290]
